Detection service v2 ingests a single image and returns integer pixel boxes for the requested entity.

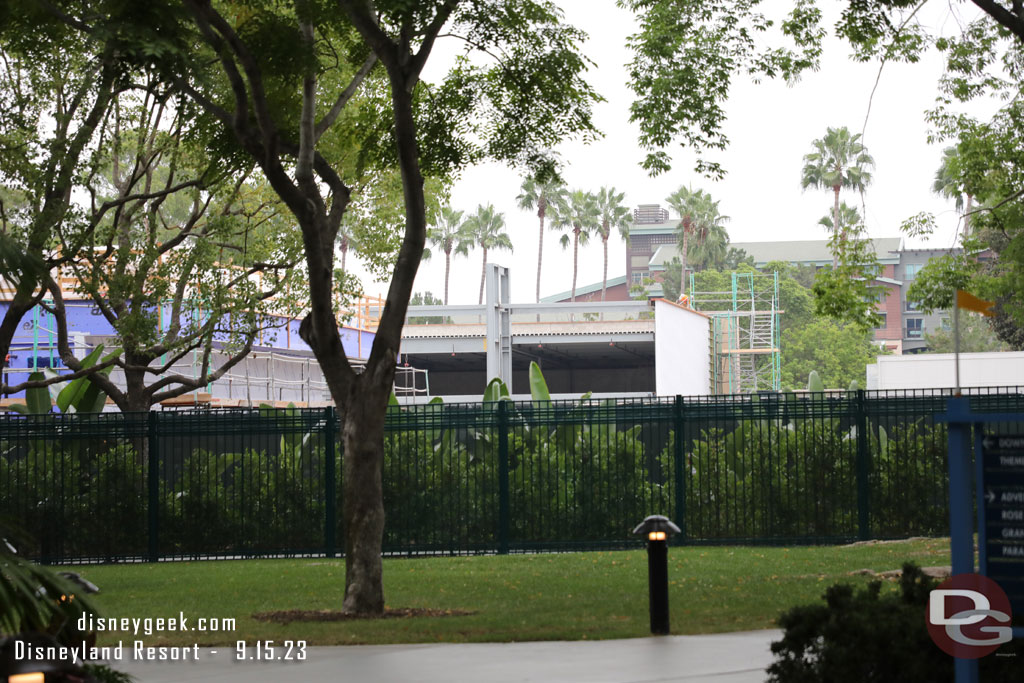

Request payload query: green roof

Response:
[648,237,903,268]
[541,274,628,302]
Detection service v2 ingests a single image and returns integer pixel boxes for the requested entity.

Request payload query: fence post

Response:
[324,406,337,558]
[855,390,870,541]
[147,411,160,562]
[497,400,510,555]
[673,395,686,544]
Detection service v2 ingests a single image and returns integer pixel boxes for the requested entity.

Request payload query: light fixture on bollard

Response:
[632,515,680,635]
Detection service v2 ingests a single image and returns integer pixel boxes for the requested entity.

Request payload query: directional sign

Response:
[982,433,1024,614]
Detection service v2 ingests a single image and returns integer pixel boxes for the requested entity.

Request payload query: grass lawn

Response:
[69,538,950,646]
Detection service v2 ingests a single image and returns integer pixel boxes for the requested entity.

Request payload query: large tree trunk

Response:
[832,184,841,268]
[478,247,488,305]
[536,200,546,303]
[340,384,387,614]
[443,250,451,306]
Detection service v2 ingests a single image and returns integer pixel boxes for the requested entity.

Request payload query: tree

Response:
[801,127,874,267]
[923,314,1009,354]
[817,202,861,239]
[51,87,304,413]
[516,173,567,303]
[594,186,631,301]
[932,146,973,241]
[0,11,124,395]
[689,212,729,272]
[620,0,824,178]
[779,319,880,391]
[407,291,446,324]
[661,257,684,302]
[36,0,601,616]
[427,206,470,306]
[464,203,513,305]
[665,186,726,278]
[549,189,599,302]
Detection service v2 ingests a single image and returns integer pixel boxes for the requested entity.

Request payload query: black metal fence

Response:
[2,389,1023,564]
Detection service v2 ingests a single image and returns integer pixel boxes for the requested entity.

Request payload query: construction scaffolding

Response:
[688,271,781,394]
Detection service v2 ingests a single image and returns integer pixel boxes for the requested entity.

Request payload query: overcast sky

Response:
[349,1,994,305]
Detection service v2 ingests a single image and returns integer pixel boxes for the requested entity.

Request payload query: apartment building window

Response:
[874,313,887,330]
[905,299,920,311]
[630,271,646,285]
[904,264,923,280]
[906,318,923,339]
[941,317,951,331]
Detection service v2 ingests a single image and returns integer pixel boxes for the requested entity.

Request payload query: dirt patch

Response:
[848,566,951,580]
[842,537,935,547]
[253,608,475,624]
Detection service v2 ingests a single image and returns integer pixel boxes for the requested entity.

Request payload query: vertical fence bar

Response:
[147,412,160,562]
[324,406,337,558]
[673,395,686,544]
[497,400,510,555]
[855,390,870,540]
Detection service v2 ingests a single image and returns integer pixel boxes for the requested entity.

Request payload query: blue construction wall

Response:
[1,299,375,400]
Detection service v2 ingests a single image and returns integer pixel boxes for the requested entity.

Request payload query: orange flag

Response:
[956,290,996,317]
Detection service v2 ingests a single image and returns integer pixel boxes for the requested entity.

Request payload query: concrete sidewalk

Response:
[104,630,781,682]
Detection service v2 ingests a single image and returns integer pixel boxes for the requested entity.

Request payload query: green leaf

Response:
[807,370,824,393]
[56,345,105,413]
[483,377,510,403]
[24,372,50,414]
[428,396,444,405]
[528,362,550,401]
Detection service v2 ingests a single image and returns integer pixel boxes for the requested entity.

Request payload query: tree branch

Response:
[315,52,379,140]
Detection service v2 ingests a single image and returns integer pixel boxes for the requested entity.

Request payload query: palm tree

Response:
[665,186,727,278]
[427,206,471,305]
[549,189,599,302]
[933,146,973,241]
[337,216,359,274]
[801,126,874,265]
[817,202,862,238]
[594,187,631,301]
[689,218,729,271]
[517,174,567,303]
[464,203,512,305]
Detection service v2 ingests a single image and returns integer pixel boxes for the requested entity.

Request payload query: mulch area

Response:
[252,608,475,624]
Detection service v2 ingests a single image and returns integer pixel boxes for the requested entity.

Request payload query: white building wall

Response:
[654,299,712,396]
[868,351,1024,390]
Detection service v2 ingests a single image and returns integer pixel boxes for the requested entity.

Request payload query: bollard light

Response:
[633,515,680,635]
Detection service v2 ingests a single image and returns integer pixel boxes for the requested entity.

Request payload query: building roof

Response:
[540,274,628,303]
[647,237,904,269]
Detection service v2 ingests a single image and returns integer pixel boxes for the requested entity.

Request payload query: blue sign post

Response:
[936,397,1024,683]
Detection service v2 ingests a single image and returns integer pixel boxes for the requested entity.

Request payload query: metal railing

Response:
[2,388,1022,564]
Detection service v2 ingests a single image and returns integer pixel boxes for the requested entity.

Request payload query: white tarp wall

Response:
[867,351,1024,390]
[654,299,712,396]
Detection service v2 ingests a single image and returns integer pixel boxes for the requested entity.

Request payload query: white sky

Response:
[349,1,995,304]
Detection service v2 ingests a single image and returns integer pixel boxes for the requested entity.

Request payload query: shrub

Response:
[767,563,1024,682]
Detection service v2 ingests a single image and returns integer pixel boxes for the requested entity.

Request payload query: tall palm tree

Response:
[517,174,567,303]
[665,186,727,278]
[801,126,874,265]
[933,146,973,241]
[427,206,471,305]
[594,187,631,301]
[464,203,512,304]
[549,189,599,302]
